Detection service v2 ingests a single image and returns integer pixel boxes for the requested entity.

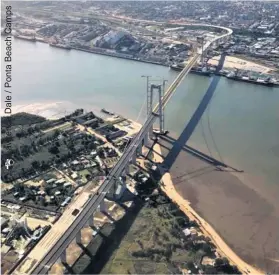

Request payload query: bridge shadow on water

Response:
[146,53,242,173]
[158,135,242,173]
[64,54,241,274]
[163,53,227,171]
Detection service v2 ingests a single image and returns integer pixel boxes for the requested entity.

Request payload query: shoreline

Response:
[157,134,279,274]
[12,36,279,85]
[12,35,167,67]
[3,107,277,273]
[152,143,264,275]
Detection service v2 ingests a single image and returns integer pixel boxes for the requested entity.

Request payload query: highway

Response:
[30,25,231,275]
[31,115,157,274]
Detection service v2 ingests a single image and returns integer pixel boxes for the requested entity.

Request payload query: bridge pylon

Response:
[197,36,205,67]
[150,84,164,134]
[144,77,166,135]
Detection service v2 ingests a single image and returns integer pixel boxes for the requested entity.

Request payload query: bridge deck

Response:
[29,27,232,275]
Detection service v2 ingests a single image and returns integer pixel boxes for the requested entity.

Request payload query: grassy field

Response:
[78,169,91,183]
[95,193,206,274]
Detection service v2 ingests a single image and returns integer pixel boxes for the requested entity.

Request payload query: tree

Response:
[154,254,162,262]
[41,160,50,170]
[215,257,240,274]
[49,146,59,154]
[187,260,195,270]
[37,138,44,146]
[164,245,172,260]
[14,182,25,193]
[53,130,60,138]
[215,257,229,267]
[16,131,25,138]
[40,197,47,207]
[222,257,230,265]
[31,160,40,169]
[68,143,75,151]
[202,242,212,255]
[44,185,52,196]
[27,127,34,135]
[2,136,13,143]
[21,145,31,156]
[203,265,217,274]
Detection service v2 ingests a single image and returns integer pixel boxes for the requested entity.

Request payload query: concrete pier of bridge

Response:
[144,134,149,147]
[76,230,82,245]
[87,213,94,228]
[60,250,67,265]
[137,144,142,155]
[132,152,137,164]
[125,164,129,175]
[100,198,106,212]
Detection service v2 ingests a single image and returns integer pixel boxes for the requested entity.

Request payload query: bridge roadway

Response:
[30,53,201,275]
[31,27,231,274]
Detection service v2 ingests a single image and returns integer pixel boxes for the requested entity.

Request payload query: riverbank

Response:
[157,136,279,274]
[152,142,264,275]
[12,36,278,84]
[54,46,279,85]
[12,35,166,67]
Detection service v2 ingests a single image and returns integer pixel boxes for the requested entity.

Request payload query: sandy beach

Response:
[152,142,263,274]
[1,101,104,120]
[154,137,279,274]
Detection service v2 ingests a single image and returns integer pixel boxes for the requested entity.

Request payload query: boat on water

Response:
[49,43,71,50]
[191,68,212,77]
[226,71,278,87]
[101,108,114,115]
[170,64,212,76]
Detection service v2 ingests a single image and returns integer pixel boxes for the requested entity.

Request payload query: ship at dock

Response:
[49,43,71,50]
[48,37,71,50]
[226,71,278,87]
[170,63,278,87]
[13,34,36,42]
[170,63,212,76]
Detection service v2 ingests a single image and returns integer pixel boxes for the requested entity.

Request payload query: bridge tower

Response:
[148,84,164,134]
[197,36,205,67]
[142,76,166,135]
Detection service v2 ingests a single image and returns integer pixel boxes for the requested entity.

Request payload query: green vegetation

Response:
[1,112,46,128]
[97,192,215,274]
[79,169,91,183]
[78,180,240,274]
[1,110,104,183]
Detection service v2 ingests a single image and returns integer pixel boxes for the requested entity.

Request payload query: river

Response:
[2,37,279,271]
[2,37,279,187]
